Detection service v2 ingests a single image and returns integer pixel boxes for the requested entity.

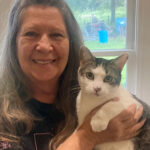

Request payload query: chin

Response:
[29,73,59,83]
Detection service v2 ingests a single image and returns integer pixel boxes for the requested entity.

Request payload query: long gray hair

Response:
[0,0,83,149]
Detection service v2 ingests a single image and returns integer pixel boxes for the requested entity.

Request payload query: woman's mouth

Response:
[33,59,56,64]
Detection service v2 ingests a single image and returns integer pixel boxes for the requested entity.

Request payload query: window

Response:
[67,0,127,50]
[66,0,137,94]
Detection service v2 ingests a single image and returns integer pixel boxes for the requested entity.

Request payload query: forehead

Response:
[93,65,106,77]
[20,5,66,31]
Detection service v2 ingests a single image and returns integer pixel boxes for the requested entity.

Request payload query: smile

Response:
[33,59,56,64]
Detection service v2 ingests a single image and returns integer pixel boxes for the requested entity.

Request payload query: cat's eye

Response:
[86,72,94,80]
[104,75,113,82]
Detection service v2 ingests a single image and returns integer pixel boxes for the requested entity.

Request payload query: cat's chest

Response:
[76,91,110,125]
[76,88,141,126]
[77,92,104,113]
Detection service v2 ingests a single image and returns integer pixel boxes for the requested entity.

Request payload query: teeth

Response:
[34,60,55,64]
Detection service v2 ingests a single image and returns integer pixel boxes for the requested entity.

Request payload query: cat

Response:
[76,46,150,150]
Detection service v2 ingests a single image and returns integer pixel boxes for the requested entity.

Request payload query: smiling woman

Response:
[0,0,146,150]
[16,6,69,103]
[0,0,83,149]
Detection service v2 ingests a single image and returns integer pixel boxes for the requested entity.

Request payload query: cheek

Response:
[17,40,25,64]
[57,40,69,64]
[16,38,34,72]
[17,37,25,58]
[86,83,94,93]
[62,48,69,63]
[17,49,30,75]
[17,43,29,63]
[79,77,94,92]
[100,83,114,95]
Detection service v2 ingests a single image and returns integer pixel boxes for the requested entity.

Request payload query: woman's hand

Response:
[105,104,145,141]
[77,101,146,148]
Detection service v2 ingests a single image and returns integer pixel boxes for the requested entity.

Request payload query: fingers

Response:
[106,104,146,141]
[123,130,141,140]
[117,104,137,122]
[131,118,146,132]
[122,105,146,139]
[123,106,144,128]
[124,118,146,140]
[134,106,143,122]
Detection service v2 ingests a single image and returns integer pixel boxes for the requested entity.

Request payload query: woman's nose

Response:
[36,34,53,52]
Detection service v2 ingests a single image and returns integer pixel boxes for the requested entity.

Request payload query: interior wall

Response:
[0,0,12,46]
[136,0,150,104]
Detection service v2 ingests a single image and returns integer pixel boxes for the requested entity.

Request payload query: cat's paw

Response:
[91,116,108,132]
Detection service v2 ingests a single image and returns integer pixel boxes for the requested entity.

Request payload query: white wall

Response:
[0,0,12,46]
[136,0,150,104]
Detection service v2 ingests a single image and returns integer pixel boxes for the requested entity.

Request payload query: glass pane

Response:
[66,0,127,50]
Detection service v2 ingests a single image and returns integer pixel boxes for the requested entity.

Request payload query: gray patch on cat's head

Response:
[96,58,122,86]
[78,59,96,76]
[100,54,128,86]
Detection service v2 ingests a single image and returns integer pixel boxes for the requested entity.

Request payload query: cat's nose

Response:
[94,87,101,93]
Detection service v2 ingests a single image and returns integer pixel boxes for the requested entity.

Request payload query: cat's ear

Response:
[113,53,129,71]
[79,46,95,66]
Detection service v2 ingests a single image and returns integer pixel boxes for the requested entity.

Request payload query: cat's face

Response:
[78,46,128,98]
[78,60,119,98]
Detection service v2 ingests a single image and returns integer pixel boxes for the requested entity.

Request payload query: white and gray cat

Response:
[76,46,150,150]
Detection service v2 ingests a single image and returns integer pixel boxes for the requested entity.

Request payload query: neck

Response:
[31,80,59,104]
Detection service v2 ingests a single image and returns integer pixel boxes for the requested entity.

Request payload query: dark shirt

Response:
[0,99,64,150]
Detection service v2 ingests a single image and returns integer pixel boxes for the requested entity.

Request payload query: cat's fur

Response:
[76,46,150,150]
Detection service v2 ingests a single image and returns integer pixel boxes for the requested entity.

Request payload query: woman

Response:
[0,0,145,150]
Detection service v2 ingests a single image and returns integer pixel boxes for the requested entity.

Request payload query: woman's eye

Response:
[104,75,113,82]
[51,33,63,38]
[86,72,94,80]
[24,31,38,37]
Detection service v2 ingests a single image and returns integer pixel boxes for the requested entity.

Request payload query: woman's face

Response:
[17,6,69,84]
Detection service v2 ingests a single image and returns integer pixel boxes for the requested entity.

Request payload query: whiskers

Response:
[70,85,80,95]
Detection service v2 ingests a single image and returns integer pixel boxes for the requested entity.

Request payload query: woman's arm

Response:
[57,104,145,150]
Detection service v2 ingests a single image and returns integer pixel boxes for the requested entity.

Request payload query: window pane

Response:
[66,0,127,50]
